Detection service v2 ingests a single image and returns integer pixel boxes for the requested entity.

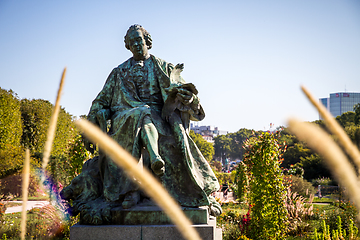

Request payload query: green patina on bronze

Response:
[60,24,222,225]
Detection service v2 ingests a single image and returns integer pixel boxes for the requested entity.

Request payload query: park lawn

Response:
[221,202,248,215]
[13,196,49,201]
[312,197,336,203]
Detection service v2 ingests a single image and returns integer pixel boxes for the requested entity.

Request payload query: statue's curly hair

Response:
[124,24,152,50]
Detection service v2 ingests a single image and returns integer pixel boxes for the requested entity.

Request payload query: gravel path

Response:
[5,201,50,214]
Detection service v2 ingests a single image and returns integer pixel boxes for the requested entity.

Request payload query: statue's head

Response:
[124,24,152,60]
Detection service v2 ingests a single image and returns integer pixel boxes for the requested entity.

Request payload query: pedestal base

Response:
[109,205,209,225]
[79,204,209,225]
[71,217,222,240]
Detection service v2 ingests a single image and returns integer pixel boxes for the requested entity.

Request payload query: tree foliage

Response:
[279,120,336,181]
[0,88,22,148]
[297,154,332,181]
[65,133,92,179]
[214,134,232,161]
[189,130,214,162]
[282,141,312,168]
[0,88,24,178]
[354,103,360,125]
[213,128,255,162]
[20,98,76,156]
[207,109,360,184]
[345,124,360,150]
[20,99,52,153]
[0,144,24,179]
[336,111,355,128]
[0,88,79,180]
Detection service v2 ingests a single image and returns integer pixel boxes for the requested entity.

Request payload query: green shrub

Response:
[243,132,288,239]
[285,175,316,197]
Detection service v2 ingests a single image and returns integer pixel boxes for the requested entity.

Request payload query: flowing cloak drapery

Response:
[88,55,220,207]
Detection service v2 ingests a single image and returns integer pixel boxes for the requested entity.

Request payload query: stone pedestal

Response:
[109,205,209,225]
[71,216,221,240]
[71,206,222,240]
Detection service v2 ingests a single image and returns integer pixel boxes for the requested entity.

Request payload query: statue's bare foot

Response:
[122,191,140,209]
[151,157,165,176]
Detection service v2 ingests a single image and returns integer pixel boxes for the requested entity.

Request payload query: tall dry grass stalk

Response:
[42,68,67,172]
[76,119,201,240]
[20,149,30,240]
[288,119,360,221]
[301,85,360,172]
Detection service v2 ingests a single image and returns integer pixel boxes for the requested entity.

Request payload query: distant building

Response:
[190,123,229,143]
[319,92,360,119]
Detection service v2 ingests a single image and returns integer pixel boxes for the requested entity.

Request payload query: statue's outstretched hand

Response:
[176,88,194,105]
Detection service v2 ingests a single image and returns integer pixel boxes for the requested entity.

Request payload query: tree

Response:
[18,98,79,189]
[278,126,297,146]
[214,134,232,161]
[189,130,214,162]
[278,126,315,168]
[0,144,24,178]
[0,88,22,149]
[20,99,52,153]
[66,133,92,179]
[296,154,332,181]
[52,107,76,156]
[354,103,360,125]
[336,111,355,128]
[20,98,76,157]
[345,125,360,150]
[214,128,256,162]
[0,88,24,178]
[228,128,253,160]
[282,142,312,168]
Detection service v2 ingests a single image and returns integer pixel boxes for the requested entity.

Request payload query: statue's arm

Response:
[85,69,116,152]
[87,68,117,124]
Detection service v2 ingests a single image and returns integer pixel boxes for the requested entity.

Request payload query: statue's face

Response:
[128,29,149,61]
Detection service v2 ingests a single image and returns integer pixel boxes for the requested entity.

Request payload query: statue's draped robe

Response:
[88,55,219,207]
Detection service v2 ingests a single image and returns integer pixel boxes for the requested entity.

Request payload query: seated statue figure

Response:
[61,24,222,224]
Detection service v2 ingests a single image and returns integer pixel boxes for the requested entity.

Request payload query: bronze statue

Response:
[61,24,221,224]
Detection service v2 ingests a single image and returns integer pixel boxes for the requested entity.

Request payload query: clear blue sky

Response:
[1,0,359,133]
